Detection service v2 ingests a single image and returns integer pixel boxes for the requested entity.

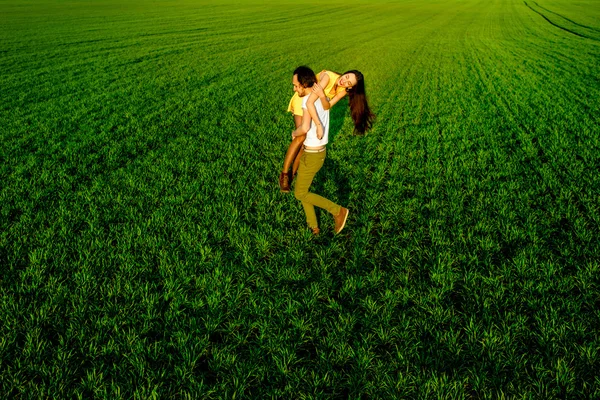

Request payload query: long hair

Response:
[343,70,374,135]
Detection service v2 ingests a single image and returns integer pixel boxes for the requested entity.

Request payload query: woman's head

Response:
[342,70,374,134]
[337,72,359,89]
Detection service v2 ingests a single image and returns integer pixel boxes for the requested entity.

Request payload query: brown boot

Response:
[333,207,349,234]
[310,226,320,235]
[279,171,290,193]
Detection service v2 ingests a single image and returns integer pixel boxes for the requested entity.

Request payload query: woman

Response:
[279,69,374,192]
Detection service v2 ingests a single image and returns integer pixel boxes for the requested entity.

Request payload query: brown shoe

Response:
[333,207,349,234]
[310,226,320,235]
[279,171,290,193]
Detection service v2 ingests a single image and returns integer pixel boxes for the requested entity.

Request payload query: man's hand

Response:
[292,129,305,139]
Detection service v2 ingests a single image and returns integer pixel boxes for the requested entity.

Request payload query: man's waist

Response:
[303,145,326,153]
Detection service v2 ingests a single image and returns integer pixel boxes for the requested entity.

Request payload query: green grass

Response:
[1,0,600,397]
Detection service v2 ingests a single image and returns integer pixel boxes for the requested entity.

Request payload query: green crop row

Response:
[1,0,599,397]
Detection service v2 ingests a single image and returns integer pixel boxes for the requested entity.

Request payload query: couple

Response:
[279,66,374,236]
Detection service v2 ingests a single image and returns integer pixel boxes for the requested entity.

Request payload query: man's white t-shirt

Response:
[301,95,329,147]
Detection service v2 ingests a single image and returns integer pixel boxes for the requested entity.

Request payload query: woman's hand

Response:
[312,83,325,98]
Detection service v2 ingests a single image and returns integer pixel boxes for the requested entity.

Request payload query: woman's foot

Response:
[279,171,290,192]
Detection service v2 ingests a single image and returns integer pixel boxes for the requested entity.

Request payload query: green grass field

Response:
[1,0,600,397]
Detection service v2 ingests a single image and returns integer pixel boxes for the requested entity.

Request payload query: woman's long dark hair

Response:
[342,70,374,135]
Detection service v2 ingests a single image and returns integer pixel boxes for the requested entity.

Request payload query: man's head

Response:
[292,66,316,97]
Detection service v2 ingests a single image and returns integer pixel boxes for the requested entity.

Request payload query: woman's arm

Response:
[305,92,323,130]
[311,86,347,111]
[317,71,330,91]
[327,91,348,108]
[311,72,349,110]
[298,71,332,138]
[305,70,331,120]
[311,83,329,110]
[314,71,331,106]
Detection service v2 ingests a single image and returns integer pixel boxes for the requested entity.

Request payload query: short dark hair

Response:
[293,66,316,88]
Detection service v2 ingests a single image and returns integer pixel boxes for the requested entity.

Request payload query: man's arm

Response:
[294,114,303,129]
[292,110,311,138]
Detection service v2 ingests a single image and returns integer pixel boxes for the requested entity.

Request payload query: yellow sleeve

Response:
[287,93,304,116]
[323,71,341,97]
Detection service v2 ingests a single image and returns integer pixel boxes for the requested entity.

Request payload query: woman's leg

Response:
[280,135,305,192]
[290,113,304,178]
[292,147,304,177]
[279,92,307,192]
[281,135,305,173]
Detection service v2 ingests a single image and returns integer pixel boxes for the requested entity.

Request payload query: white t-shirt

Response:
[301,95,329,147]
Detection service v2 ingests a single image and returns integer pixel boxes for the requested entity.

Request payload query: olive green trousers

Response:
[294,149,341,228]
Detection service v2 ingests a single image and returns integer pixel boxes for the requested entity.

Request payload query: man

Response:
[288,66,349,235]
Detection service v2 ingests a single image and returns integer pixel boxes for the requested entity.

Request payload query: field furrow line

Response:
[532,1,600,32]
[464,23,600,234]
[523,1,599,41]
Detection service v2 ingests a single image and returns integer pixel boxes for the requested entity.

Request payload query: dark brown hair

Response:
[343,70,374,134]
[294,66,316,88]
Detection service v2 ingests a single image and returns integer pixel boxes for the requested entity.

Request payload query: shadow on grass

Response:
[328,97,348,144]
[315,157,351,209]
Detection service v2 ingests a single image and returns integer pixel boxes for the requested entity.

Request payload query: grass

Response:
[1,0,600,397]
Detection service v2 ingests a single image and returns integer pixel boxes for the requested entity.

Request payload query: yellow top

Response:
[319,70,346,99]
[287,70,346,116]
[288,92,305,116]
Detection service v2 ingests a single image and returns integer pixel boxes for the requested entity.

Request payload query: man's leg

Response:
[294,150,342,229]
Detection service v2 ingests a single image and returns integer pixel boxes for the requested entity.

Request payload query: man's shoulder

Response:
[301,95,315,108]
[301,94,326,109]
[301,95,309,107]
